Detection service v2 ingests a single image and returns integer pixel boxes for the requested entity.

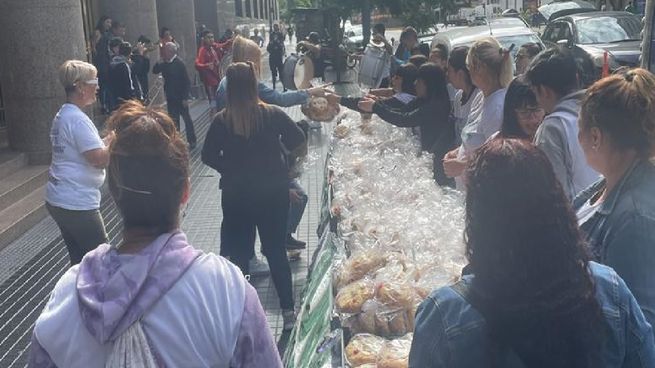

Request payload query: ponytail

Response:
[468,37,513,88]
[581,68,655,158]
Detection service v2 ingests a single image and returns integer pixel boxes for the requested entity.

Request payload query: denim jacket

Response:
[574,160,655,332]
[409,262,655,367]
[214,77,309,111]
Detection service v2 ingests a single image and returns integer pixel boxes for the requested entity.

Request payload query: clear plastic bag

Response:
[335,278,376,314]
[377,333,413,368]
[345,333,386,367]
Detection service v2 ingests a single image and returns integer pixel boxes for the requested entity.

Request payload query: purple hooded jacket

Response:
[29,231,282,367]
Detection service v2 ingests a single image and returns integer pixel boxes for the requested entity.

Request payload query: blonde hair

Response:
[58,60,97,94]
[467,37,513,89]
[581,68,655,158]
[224,62,263,138]
[231,36,262,77]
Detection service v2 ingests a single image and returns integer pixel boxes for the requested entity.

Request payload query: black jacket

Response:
[108,56,141,104]
[152,57,191,103]
[202,105,306,189]
[373,97,455,186]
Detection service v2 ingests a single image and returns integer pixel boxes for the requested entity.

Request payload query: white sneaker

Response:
[249,257,270,278]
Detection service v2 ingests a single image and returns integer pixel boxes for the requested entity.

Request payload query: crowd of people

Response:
[26,16,655,368]
[335,24,655,367]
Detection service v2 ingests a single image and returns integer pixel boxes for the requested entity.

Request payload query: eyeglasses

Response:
[515,107,544,119]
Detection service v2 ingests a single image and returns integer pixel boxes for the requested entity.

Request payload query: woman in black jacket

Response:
[359,63,455,187]
[201,62,305,330]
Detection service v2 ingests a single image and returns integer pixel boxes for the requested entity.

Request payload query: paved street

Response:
[0,46,355,366]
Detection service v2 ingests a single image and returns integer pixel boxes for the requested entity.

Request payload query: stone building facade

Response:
[0,0,278,164]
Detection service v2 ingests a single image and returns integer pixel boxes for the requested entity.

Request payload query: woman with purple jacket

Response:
[29,101,281,367]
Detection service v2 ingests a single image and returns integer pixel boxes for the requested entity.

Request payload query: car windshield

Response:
[496,34,543,58]
[576,16,641,44]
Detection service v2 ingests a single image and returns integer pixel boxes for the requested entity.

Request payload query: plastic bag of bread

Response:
[335,251,387,290]
[377,334,413,368]
[302,96,340,122]
[372,307,412,337]
[334,123,350,139]
[336,279,375,314]
[345,334,386,367]
[353,299,380,334]
[376,281,420,309]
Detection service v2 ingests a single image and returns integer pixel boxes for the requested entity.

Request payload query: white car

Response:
[430,18,544,60]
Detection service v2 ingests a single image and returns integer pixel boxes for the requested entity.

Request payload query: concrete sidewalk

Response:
[0,55,346,366]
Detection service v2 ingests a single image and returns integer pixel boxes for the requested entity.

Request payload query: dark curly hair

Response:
[106,100,190,234]
[464,138,605,367]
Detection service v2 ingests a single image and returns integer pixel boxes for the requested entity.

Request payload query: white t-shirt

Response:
[46,104,105,210]
[452,88,482,146]
[455,88,507,190]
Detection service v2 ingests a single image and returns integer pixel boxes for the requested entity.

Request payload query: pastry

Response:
[302,96,340,122]
[336,279,375,313]
[336,252,387,289]
[345,334,386,367]
[377,335,412,368]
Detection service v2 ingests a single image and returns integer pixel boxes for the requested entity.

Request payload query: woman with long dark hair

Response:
[410,138,655,367]
[358,63,455,187]
[202,62,305,330]
[498,78,544,140]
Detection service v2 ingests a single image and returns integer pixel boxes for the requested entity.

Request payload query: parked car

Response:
[430,18,544,61]
[540,11,642,77]
[537,0,597,23]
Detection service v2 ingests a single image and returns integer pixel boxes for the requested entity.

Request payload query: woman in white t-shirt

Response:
[45,60,115,264]
[442,37,513,190]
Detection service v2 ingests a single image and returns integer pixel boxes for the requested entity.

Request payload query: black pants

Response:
[269,58,284,89]
[46,203,108,265]
[167,100,197,145]
[221,182,294,310]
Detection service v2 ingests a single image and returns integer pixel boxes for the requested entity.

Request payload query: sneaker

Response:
[282,309,296,331]
[249,257,270,278]
[287,249,301,262]
[286,234,307,250]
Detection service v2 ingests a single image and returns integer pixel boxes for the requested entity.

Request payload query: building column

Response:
[0,0,87,163]
[156,0,198,85]
[219,0,237,32]
[98,0,160,101]
[194,0,219,34]
[99,0,159,47]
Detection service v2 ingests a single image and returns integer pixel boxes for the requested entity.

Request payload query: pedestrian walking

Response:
[202,62,306,330]
[46,60,114,265]
[153,42,197,149]
[267,32,286,91]
[31,100,282,367]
